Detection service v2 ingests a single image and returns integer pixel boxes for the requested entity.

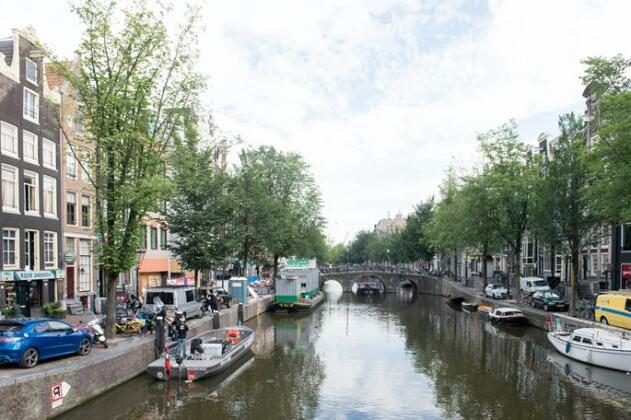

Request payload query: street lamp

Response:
[135,248,146,299]
[386,249,390,268]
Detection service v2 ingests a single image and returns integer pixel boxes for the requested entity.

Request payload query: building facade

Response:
[47,63,100,312]
[374,212,406,235]
[0,29,63,316]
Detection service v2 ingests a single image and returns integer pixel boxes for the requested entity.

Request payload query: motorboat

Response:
[461,302,478,313]
[477,304,493,319]
[271,292,325,313]
[488,307,528,326]
[147,326,255,381]
[547,327,631,372]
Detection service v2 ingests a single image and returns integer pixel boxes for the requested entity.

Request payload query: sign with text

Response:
[14,271,57,281]
[622,263,631,279]
[284,259,317,270]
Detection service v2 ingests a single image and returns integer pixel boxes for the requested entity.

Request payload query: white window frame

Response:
[66,146,77,179]
[0,121,18,158]
[22,130,38,165]
[42,139,56,170]
[591,254,599,276]
[79,239,92,292]
[24,229,39,271]
[81,148,91,181]
[23,87,39,124]
[2,228,19,269]
[66,191,77,226]
[43,175,57,218]
[25,58,38,85]
[2,164,20,214]
[44,231,58,269]
[81,194,92,228]
[23,170,39,216]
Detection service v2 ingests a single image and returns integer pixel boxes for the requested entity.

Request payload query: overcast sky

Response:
[3,0,631,243]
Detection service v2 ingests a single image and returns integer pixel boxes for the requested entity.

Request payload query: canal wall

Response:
[0,295,274,420]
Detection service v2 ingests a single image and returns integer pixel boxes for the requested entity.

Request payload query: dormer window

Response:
[25,58,38,85]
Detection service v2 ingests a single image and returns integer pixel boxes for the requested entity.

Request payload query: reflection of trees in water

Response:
[394,296,630,419]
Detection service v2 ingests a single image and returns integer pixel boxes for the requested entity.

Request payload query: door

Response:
[66,266,75,299]
[46,320,77,355]
[32,321,59,358]
[15,284,31,318]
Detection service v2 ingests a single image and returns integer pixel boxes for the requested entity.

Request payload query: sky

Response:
[3,0,631,243]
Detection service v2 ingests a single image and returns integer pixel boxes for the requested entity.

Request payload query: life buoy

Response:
[225,328,241,344]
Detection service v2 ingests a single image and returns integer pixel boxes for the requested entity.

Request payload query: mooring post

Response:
[212,310,220,329]
[154,315,165,358]
[238,303,244,325]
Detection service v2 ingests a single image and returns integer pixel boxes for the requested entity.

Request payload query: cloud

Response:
[4,0,631,243]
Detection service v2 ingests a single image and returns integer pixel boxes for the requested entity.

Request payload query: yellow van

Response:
[594,292,631,330]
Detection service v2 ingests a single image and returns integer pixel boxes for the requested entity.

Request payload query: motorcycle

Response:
[87,317,108,348]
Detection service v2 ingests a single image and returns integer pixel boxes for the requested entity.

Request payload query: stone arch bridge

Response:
[320,271,444,295]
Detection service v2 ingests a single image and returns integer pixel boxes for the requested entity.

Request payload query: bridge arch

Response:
[320,271,425,294]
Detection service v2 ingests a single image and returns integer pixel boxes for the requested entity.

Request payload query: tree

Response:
[51,0,204,337]
[478,121,538,292]
[167,118,236,286]
[581,55,631,223]
[531,114,598,312]
[398,199,435,264]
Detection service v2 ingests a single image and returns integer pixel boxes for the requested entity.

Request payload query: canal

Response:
[59,291,631,419]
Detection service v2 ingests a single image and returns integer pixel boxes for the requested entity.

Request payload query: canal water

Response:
[60,291,631,419]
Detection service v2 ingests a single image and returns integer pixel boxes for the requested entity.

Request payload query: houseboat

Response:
[271,260,324,314]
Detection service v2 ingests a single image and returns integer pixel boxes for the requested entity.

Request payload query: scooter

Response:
[87,317,108,348]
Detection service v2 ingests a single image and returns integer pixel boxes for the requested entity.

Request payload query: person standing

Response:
[175,311,189,362]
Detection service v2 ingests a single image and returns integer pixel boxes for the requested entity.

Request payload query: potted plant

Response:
[43,302,68,319]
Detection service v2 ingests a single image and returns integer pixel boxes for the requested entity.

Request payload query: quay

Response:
[0,295,274,420]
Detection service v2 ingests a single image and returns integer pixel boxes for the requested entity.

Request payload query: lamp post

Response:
[135,249,146,300]
[386,249,390,268]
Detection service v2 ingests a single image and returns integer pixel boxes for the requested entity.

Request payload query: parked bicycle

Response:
[115,318,145,335]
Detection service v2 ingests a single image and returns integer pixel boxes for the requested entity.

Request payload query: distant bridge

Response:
[320,271,445,295]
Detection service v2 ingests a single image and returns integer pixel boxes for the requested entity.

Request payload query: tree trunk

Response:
[549,244,555,280]
[272,254,279,284]
[105,270,119,339]
[194,269,199,289]
[482,242,488,290]
[513,247,521,298]
[570,248,579,315]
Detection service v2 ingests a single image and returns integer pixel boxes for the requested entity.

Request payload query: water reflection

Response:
[61,295,631,419]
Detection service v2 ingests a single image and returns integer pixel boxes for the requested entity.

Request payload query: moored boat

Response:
[147,326,255,381]
[547,327,631,372]
[477,304,493,319]
[356,282,382,296]
[271,260,323,314]
[461,302,478,312]
[488,307,528,326]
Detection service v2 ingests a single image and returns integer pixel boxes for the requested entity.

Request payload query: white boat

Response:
[488,307,528,326]
[547,327,631,372]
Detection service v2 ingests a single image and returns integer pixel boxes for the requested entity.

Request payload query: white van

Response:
[519,277,551,295]
[144,286,204,319]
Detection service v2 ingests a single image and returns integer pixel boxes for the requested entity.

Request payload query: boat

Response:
[461,301,478,312]
[147,326,255,381]
[547,327,631,372]
[271,260,324,314]
[488,307,528,326]
[355,282,382,296]
[477,304,493,319]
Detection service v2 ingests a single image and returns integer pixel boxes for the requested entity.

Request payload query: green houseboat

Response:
[271,260,324,313]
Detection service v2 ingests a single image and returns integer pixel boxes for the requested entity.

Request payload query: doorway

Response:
[66,266,75,299]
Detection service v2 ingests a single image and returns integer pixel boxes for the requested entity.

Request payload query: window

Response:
[185,290,194,302]
[24,230,38,271]
[75,111,83,135]
[140,227,147,249]
[23,87,39,123]
[65,147,77,179]
[66,192,77,225]
[582,338,593,345]
[23,130,38,164]
[81,195,91,227]
[23,171,39,214]
[601,225,609,246]
[160,228,167,250]
[47,320,72,333]
[1,121,18,157]
[150,227,158,250]
[591,254,599,276]
[79,239,91,292]
[43,176,56,217]
[2,229,18,268]
[44,231,57,268]
[42,139,56,170]
[25,58,38,85]
[2,164,19,212]
[623,225,631,252]
[555,256,562,274]
[81,148,91,181]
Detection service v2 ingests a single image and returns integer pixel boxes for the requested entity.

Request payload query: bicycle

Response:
[574,299,594,321]
[115,318,145,335]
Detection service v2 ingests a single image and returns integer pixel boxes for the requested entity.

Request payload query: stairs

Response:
[66,300,85,315]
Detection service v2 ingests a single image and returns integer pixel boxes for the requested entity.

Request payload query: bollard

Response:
[212,310,220,329]
[238,303,244,325]
[154,316,165,358]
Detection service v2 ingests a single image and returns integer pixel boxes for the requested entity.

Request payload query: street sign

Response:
[50,381,71,408]
[64,250,76,265]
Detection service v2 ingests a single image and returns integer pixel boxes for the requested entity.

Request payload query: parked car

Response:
[594,292,631,328]
[144,286,204,319]
[519,276,551,295]
[485,283,508,299]
[199,286,233,308]
[531,291,568,311]
[0,319,92,368]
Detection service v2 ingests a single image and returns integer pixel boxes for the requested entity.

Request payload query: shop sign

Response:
[14,271,56,281]
[166,276,193,286]
[285,259,317,270]
[1,271,14,282]
[64,250,76,265]
[622,263,631,279]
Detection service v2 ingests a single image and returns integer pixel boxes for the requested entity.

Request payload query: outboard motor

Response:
[190,338,204,356]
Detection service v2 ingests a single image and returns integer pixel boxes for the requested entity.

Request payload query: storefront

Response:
[0,269,64,317]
